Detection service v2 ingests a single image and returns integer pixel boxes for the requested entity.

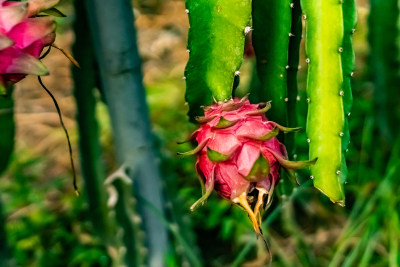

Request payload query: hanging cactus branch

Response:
[184,0,251,120]
[301,0,354,205]
[250,0,292,126]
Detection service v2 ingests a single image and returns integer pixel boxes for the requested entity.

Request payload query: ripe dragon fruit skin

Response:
[0,0,59,93]
[179,96,316,234]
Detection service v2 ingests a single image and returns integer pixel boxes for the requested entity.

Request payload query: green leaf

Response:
[0,83,7,96]
[207,147,231,162]
[239,127,279,141]
[245,153,270,182]
[213,117,238,129]
[41,7,66,17]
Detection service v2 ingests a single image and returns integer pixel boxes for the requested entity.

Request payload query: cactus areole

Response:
[0,0,60,94]
[179,97,316,234]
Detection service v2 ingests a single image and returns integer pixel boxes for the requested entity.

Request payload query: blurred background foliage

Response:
[0,0,399,266]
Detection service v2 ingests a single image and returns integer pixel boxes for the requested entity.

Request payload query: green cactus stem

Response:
[184,0,251,121]
[72,2,131,266]
[342,0,356,121]
[301,0,347,205]
[0,93,13,264]
[286,0,302,159]
[340,0,356,190]
[0,93,14,175]
[369,0,400,142]
[250,0,292,126]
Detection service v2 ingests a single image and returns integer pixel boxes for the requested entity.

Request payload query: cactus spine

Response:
[301,0,348,205]
[184,0,251,120]
[250,0,292,126]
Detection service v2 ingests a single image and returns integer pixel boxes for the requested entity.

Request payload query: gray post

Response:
[84,0,169,266]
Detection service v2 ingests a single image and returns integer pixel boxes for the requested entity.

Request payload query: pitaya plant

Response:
[0,0,61,94]
[179,97,316,234]
[183,0,359,239]
[181,0,319,235]
[0,0,79,193]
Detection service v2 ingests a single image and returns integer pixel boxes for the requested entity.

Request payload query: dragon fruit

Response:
[179,96,316,234]
[0,0,59,93]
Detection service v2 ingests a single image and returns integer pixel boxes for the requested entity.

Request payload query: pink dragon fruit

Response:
[179,96,316,234]
[0,0,59,93]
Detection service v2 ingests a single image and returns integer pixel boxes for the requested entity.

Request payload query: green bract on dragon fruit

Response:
[0,0,59,93]
[179,96,316,234]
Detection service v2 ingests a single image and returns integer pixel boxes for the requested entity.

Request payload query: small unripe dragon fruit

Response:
[0,0,60,93]
[179,96,316,234]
